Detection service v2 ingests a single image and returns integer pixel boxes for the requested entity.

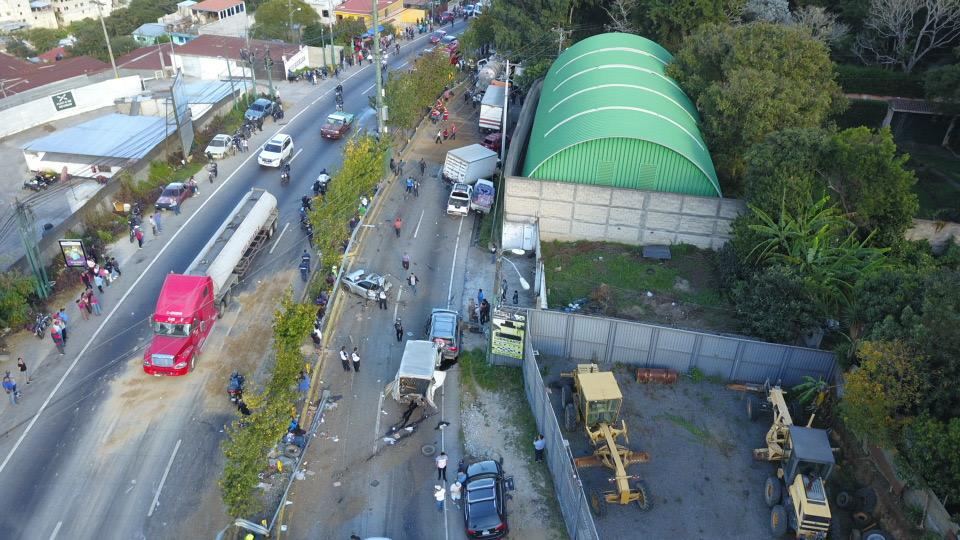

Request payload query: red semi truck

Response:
[143,189,278,376]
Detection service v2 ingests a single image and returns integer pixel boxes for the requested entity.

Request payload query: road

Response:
[0,21,468,540]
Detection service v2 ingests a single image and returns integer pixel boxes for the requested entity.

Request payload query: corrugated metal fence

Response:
[528,310,837,386]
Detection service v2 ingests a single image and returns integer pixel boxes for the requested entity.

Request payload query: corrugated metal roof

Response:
[133,23,169,37]
[22,114,167,159]
[523,33,721,197]
[183,80,236,104]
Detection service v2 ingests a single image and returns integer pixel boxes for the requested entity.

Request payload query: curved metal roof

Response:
[523,33,721,197]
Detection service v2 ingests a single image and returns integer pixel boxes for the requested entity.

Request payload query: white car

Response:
[204,134,234,159]
[342,269,391,300]
[447,183,473,216]
[258,134,294,167]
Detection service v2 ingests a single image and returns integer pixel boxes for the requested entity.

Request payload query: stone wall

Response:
[905,219,960,252]
[504,176,745,249]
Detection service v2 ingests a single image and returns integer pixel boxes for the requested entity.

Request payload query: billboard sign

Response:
[51,91,77,111]
[59,239,87,268]
[491,306,526,359]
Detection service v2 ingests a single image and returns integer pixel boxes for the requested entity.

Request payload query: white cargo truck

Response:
[384,340,446,408]
[441,144,499,185]
[479,84,506,132]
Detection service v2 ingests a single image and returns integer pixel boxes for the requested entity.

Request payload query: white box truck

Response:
[442,144,499,185]
[384,340,446,408]
[479,84,506,132]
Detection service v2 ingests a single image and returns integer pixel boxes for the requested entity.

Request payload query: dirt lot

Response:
[542,359,772,539]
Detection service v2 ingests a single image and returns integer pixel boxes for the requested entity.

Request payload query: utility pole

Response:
[328,16,336,67]
[500,59,509,162]
[287,0,294,43]
[552,26,569,56]
[14,201,51,299]
[320,24,328,69]
[264,48,276,99]
[242,49,258,101]
[94,1,119,79]
[224,57,236,100]
[372,0,385,135]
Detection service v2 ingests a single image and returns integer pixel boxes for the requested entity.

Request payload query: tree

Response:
[854,0,960,73]
[4,39,35,59]
[250,0,319,41]
[924,62,960,102]
[851,266,924,341]
[667,23,845,191]
[13,28,67,54]
[731,265,825,343]
[603,0,638,33]
[899,415,960,503]
[0,272,36,329]
[791,5,851,46]
[633,0,744,51]
[741,0,791,23]
[824,127,918,247]
[313,18,366,48]
[840,340,926,446]
[383,50,456,131]
[914,270,960,419]
[743,128,830,217]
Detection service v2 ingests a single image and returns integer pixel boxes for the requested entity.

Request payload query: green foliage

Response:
[914,270,960,419]
[923,63,960,104]
[634,0,745,52]
[220,292,313,517]
[743,128,830,218]
[731,265,824,343]
[667,23,845,193]
[13,28,67,54]
[835,64,925,98]
[383,50,455,131]
[852,266,925,341]
[5,39,35,59]
[67,0,180,61]
[327,18,367,47]
[251,0,319,41]
[514,58,552,92]
[0,272,37,329]
[458,0,568,63]
[841,340,926,446]
[899,415,960,504]
[837,99,888,130]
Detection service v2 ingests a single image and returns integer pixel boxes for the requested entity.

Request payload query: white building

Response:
[51,0,111,26]
[0,0,58,29]
[304,0,342,24]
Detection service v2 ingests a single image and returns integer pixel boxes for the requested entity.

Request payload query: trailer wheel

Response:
[770,505,788,537]
[564,403,577,432]
[590,490,607,518]
[764,476,782,507]
[633,480,652,511]
[835,490,853,510]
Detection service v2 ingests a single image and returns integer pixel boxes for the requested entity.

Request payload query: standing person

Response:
[394,318,403,342]
[378,289,388,310]
[50,325,65,355]
[80,271,93,290]
[148,214,157,235]
[57,308,69,342]
[436,451,448,481]
[413,179,420,197]
[89,291,102,316]
[17,357,29,385]
[135,226,144,249]
[433,485,445,512]
[2,372,18,405]
[449,481,462,508]
[299,259,310,282]
[449,123,457,140]
[435,128,443,144]
[93,271,105,293]
[110,257,122,278]
[351,347,360,372]
[154,210,163,233]
[76,297,89,320]
[401,252,410,270]
[513,290,520,304]
[534,434,546,462]
[393,217,403,238]
[389,157,396,175]
[419,158,426,177]
[408,273,418,295]
[405,176,414,195]
[339,346,350,372]
[477,289,485,305]
[241,137,249,153]
[397,160,404,178]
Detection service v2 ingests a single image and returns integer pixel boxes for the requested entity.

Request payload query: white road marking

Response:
[396,61,408,69]
[270,222,290,254]
[446,216,465,310]
[373,390,385,452]
[393,286,402,320]
[362,82,376,95]
[147,438,182,518]
[413,209,425,239]
[289,148,304,163]
[48,521,62,540]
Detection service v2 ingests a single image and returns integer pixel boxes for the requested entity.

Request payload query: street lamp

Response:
[502,250,530,291]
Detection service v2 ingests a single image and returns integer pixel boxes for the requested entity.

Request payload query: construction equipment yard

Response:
[544,359,773,539]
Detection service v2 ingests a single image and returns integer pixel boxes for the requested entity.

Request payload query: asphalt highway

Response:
[0,22,466,540]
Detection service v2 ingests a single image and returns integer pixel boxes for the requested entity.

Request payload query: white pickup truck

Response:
[446,183,472,216]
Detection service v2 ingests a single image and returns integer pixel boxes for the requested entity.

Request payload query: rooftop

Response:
[37,46,66,62]
[336,0,391,14]
[22,114,167,160]
[116,44,174,71]
[0,51,33,79]
[1,56,111,97]
[173,34,299,61]
[191,0,244,12]
[133,23,169,38]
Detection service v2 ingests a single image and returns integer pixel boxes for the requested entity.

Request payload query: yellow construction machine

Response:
[751,384,834,539]
[561,364,650,517]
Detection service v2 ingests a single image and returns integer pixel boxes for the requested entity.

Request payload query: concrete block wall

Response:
[504,176,746,249]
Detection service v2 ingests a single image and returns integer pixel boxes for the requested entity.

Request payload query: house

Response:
[334,0,424,26]
[116,44,175,73]
[190,0,245,25]
[171,33,301,81]
[132,23,169,45]
[304,0,343,24]
[0,55,110,97]
[0,0,57,29]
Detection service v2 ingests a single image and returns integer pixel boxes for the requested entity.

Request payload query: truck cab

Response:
[143,274,218,376]
[385,340,445,408]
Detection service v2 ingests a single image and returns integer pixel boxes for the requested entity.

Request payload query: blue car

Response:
[244,98,275,122]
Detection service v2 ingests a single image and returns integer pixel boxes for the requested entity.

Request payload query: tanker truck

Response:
[143,188,278,376]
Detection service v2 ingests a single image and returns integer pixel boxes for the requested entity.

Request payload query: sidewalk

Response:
[0,72,351,420]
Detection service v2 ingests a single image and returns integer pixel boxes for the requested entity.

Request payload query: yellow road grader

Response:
[561,364,650,517]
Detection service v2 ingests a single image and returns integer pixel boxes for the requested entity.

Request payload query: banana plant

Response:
[792,375,829,410]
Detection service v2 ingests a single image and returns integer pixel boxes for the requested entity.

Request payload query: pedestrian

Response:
[478,289,485,304]
[17,357,29,385]
[2,372,18,405]
[474,304,481,324]
[397,160,404,177]
[154,210,163,233]
[513,290,520,304]
[449,481,462,507]
[76,297,89,320]
[435,128,443,144]
[393,216,403,238]
[442,126,449,140]
[241,138,249,153]
[299,259,310,281]
[449,123,457,140]
[501,279,508,302]
[378,289,388,310]
[57,308,69,342]
[99,265,111,287]
[351,347,360,372]
[402,252,410,270]
[413,179,420,197]
[394,318,403,342]
[339,346,350,372]
[534,434,546,462]
[51,325,65,355]
[480,299,490,324]
[436,451,448,481]
[405,176,413,195]
[408,273,418,295]
[135,226,144,249]
[148,214,157,235]
[110,257,122,278]
[434,485,445,512]
[89,292,102,316]
[301,250,312,273]
[80,271,92,290]
[174,200,181,215]
[94,272,105,293]
[419,158,426,177]
[390,157,396,175]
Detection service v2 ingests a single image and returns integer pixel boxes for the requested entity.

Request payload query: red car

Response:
[481,132,509,152]
[440,11,455,23]
[429,30,447,44]
[155,182,192,211]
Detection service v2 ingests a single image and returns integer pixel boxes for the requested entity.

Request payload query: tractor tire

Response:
[862,530,889,540]
[764,476,782,507]
[747,396,761,421]
[770,505,788,537]
[564,403,577,432]
[284,444,302,458]
[590,490,607,518]
[561,384,571,407]
[633,480,652,511]
[852,511,873,528]
[835,490,853,510]
[855,487,878,514]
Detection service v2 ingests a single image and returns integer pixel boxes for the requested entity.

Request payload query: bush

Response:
[836,64,924,98]
[837,99,888,129]
[0,272,37,329]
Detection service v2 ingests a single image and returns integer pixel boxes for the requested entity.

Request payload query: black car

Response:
[463,460,509,539]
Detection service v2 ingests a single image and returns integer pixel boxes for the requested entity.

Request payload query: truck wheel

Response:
[590,490,607,518]
[835,490,853,509]
[561,384,571,407]
[852,511,872,528]
[564,403,577,432]
[764,476,782,507]
[862,531,889,540]
[633,480,652,511]
[770,505,788,537]
[218,298,228,319]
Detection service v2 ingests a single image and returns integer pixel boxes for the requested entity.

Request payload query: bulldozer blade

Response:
[574,452,650,469]
[726,383,765,393]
